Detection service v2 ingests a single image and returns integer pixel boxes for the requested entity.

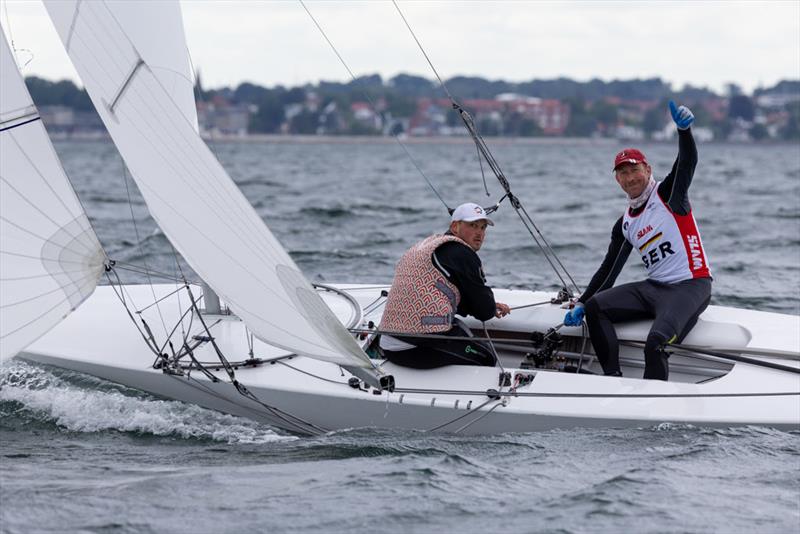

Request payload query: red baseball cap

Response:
[613,148,648,171]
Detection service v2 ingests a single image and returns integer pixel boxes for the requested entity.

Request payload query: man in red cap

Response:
[563,101,712,380]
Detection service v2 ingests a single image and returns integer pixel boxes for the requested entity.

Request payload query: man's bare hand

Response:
[495,302,511,318]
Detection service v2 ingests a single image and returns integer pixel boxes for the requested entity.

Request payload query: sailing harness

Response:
[379,234,465,334]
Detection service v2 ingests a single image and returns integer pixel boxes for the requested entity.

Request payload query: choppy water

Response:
[2,138,799,533]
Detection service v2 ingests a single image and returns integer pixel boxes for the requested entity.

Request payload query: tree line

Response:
[25,74,800,140]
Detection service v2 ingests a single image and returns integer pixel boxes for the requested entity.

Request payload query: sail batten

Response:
[0,29,105,361]
[44,0,376,371]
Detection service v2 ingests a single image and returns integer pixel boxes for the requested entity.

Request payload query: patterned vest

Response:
[379,234,466,334]
[622,185,711,283]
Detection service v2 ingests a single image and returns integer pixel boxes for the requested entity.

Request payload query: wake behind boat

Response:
[2,1,798,435]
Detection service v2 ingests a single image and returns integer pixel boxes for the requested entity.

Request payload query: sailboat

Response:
[2,1,798,435]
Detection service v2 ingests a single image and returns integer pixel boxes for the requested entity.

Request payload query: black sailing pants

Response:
[383,320,497,369]
[584,277,712,380]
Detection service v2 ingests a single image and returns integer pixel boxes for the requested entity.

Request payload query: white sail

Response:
[0,30,105,361]
[105,0,198,131]
[43,0,377,372]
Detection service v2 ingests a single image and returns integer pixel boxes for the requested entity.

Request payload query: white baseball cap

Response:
[450,202,494,226]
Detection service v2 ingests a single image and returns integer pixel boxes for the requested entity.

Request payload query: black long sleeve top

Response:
[431,240,497,321]
[578,129,698,304]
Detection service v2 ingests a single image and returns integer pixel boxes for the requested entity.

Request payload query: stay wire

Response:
[391,0,452,102]
[298,0,451,213]
[113,262,190,283]
[459,107,579,294]
[121,162,171,338]
[391,0,491,197]
[392,0,581,296]
[104,266,162,358]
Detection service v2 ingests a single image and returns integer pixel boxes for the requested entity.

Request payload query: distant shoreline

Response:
[50,132,797,146]
[202,134,618,145]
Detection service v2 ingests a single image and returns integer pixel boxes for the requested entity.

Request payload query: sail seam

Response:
[2,134,97,245]
[0,249,95,266]
[0,273,100,339]
[64,0,83,52]
[0,174,97,256]
[0,269,98,310]
[0,268,90,282]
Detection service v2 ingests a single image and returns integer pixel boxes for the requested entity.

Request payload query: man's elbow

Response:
[470,303,496,322]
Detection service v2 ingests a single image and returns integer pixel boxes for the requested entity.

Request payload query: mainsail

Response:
[0,29,105,361]
[43,1,378,374]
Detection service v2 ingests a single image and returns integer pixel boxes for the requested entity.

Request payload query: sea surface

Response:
[1,138,799,533]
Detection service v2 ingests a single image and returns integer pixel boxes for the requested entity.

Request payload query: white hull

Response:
[19,284,800,434]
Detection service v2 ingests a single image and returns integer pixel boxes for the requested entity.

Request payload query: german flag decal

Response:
[638,232,663,252]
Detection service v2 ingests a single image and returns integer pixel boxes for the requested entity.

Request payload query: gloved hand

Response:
[669,100,694,130]
[563,302,585,326]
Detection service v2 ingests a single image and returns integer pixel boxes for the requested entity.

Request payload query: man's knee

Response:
[584,296,601,323]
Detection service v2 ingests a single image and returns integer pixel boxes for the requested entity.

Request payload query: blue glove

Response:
[669,100,694,130]
[564,303,585,326]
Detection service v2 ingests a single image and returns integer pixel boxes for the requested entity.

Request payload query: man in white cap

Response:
[379,202,511,368]
[563,101,712,380]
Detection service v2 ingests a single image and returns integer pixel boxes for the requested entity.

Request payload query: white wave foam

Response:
[0,360,294,444]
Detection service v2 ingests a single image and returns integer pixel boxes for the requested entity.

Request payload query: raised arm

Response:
[658,102,698,216]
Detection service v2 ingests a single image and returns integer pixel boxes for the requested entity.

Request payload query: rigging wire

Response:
[298,0,451,213]
[121,162,171,339]
[299,0,579,293]
[390,0,580,296]
[113,261,192,283]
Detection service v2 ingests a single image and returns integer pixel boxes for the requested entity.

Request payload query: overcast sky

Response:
[2,0,799,94]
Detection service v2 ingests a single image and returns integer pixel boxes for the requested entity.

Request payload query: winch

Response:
[521,328,564,369]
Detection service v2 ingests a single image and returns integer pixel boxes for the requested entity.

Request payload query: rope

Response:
[426,397,495,432]
[453,401,503,434]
